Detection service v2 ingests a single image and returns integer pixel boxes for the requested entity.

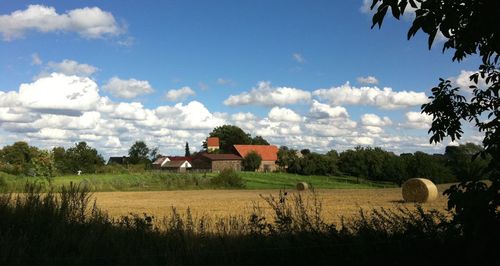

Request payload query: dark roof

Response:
[107,156,129,164]
[233,145,279,161]
[199,153,242,161]
[163,160,190,168]
[167,156,192,162]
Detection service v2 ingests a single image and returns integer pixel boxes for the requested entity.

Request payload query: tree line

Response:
[277,143,491,185]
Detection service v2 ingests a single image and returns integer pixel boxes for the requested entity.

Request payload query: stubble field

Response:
[92,185,451,225]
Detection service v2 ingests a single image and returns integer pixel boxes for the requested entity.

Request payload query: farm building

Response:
[233,145,279,172]
[206,137,220,151]
[107,156,129,165]
[191,153,242,172]
[152,156,192,172]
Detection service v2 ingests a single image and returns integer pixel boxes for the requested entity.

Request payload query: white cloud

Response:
[313,82,428,109]
[449,70,487,92]
[0,107,36,122]
[224,81,311,106]
[28,128,76,140]
[361,113,392,127]
[268,107,302,123]
[231,112,257,122]
[46,60,98,77]
[401,111,433,129]
[308,100,348,119]
[292,53,304,63]
[104,136,121,148]
[31,53,42,65]
[364,126,384,134]
[165,86,195,101]
[0,91,21,107]
[103,77,154,99]
[352,136,374,146]
[18,72,100,113]
[0,5,123,40]
[357,76,378,85]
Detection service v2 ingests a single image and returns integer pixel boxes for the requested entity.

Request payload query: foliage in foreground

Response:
[0,183,498,265]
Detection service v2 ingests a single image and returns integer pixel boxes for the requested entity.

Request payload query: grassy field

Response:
[0,170,396,192]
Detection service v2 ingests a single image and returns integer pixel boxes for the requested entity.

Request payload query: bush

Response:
[243,151,261,171]
[210,169,245,188]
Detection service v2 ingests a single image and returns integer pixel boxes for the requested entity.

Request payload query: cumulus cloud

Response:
[103,77,154,99]
[19,72,100,113]
[0,73,461,157]
[448,70,487,93]
[308,100,348,119]
[361,113,392,127]
[313,82,428,109]
[292,53,304,63]
[224,81,311,106]
[401,111,433,129]
[357,76,378,85]
[352,136,374,146]
[45,60,98,77]
[231,112,257,122]
[268,107,302,123]
[28,128,76,140]
[0,5,123,40]
[165,86,195,101]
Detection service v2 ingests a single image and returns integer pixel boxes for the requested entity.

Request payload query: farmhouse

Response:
[207,137,220,152]
[107,156,129,165]
[234,145,278,172]
[191,153,242,172]
[152,156,192,172]
[233,145,279,172]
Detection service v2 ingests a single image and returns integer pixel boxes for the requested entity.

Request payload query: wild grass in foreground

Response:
[0,183,497,265]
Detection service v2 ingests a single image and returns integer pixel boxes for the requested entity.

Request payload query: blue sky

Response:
[0,1,482,157]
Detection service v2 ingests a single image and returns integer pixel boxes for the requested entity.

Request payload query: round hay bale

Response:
[402,178,438,203]
[296,182,309,191]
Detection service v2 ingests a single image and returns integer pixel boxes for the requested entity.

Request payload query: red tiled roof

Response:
[207,137,219,147]
[199,153,242,161]
[233,145,278,161]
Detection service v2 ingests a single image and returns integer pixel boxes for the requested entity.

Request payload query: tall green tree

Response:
[0,141,39,175]
[252,136,270,145]
[444,143,490,182]
[370,0,499,238]
[128,141,150,164]
[185,142,191,157]
[277,146,298,171]
[64,142,104,174]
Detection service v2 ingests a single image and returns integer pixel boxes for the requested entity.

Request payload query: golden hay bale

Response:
[296,182,309,191]
[402,178,438,203]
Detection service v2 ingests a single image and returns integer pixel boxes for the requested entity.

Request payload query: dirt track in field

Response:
[92,185,450,225]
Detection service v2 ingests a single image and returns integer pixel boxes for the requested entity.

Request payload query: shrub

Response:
[210,168,245,188]
[243,151,261,171]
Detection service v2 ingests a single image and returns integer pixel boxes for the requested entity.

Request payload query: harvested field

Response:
[93,184,451,225]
